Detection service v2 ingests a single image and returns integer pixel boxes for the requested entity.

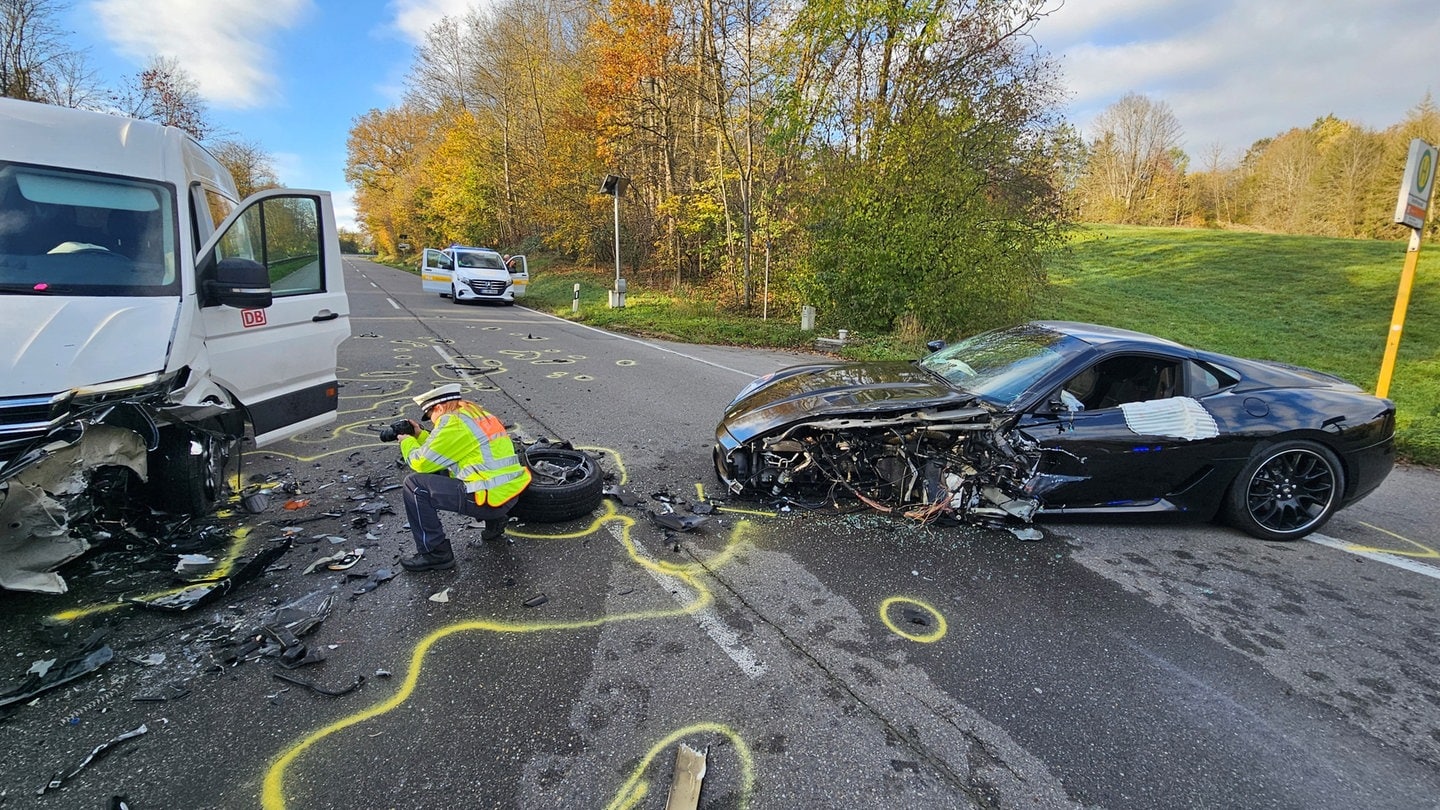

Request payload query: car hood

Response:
[0,297,177,396]
[719,361,980,444]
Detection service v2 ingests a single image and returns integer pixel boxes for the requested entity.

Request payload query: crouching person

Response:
[394,384,532,572]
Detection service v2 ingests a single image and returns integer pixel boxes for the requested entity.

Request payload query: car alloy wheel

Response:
[1230,440,1341,540]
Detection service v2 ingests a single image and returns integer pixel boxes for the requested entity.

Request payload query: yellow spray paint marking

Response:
[1348,522,1439,558]
[50,527,256,623]
[262,512,757,809]
[605,722,754,810]
[879,597,949,643]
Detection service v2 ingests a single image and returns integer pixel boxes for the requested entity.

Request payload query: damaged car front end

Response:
[715,321,1396,542]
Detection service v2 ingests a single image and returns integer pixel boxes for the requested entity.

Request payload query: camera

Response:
[378,419,416,443]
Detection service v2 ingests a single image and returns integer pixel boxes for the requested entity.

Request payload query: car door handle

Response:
[312,310,339,322]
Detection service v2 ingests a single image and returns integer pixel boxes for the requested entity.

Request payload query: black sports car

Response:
[714,321,1395,540]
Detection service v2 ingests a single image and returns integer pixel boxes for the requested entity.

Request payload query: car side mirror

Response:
[205,257,272,309]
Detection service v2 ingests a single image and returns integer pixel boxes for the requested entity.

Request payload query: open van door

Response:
[507,254,529,298]
[198,190,350,446]
[422,248,453,295]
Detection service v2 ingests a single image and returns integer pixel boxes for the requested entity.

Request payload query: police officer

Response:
[395,383,532,572]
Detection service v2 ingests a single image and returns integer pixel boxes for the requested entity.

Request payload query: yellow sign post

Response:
[1376,139,1438,399]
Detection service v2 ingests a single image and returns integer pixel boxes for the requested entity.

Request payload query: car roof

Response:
[1032,320,1187,350]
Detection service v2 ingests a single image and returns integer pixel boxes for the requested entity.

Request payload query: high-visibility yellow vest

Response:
[400,402,531,506]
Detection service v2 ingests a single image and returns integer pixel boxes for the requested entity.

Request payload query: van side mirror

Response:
[205,257,272,309]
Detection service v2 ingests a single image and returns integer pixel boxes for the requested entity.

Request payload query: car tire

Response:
[511,446,604,523]
[149,423,234,516]
[1223,439,1343,541]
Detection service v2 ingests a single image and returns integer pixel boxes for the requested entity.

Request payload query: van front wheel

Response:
[149,424,234,517]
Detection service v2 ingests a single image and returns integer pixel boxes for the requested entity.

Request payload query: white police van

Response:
[420,245,528,304]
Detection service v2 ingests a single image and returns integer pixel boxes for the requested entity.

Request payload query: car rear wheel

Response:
[511,446,604,523]
[1223,439,1342,541]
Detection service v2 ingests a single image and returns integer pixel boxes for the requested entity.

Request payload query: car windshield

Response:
[919,324,1089,408]
[0,163,178,296]
[456,251,504,270]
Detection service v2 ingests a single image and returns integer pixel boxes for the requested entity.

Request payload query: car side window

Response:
[1187,360,1237,397]
[1061,355,1182,411]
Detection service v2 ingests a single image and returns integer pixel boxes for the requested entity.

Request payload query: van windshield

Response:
[455,251,505,270]
[0,163,178,297]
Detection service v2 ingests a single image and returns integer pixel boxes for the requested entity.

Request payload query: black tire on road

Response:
[512,446,604,523]
[1222,438,1343,541]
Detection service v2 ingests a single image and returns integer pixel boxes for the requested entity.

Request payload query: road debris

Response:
[664,743,707,810]
[0,632,113,712]
[37,723,148,795]
[272,671,365,697]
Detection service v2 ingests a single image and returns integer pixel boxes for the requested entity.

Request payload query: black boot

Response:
[401,544,455,572]
[481,520,507,543]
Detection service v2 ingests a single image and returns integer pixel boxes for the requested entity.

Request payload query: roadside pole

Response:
[1376,138,1437,399]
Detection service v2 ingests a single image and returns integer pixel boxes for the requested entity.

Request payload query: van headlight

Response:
[72,372,168,401]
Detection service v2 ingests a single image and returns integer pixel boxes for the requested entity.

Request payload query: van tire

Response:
[511,446,604,523]
[149,424,233,517]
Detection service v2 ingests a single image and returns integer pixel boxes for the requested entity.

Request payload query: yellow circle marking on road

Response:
[880,596,948,643]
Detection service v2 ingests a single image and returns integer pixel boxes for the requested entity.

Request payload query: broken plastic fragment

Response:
[242,491,271,513]
[37,723,147,794]
[689,501,716,515]
[1007,526,1045,542]
[664,743,707,810]
[283,499,311,510]
[429,587,452,603]
[129,652,166,667]
[272,671,364,697]
[131,542,291,612]
[650,512,708,532]
[602,485,646,507]
[351,568,395,596]
[1,635,113,711]
[523,594,548,608]
[174,554,216,575]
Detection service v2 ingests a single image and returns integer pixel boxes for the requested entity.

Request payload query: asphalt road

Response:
[1,256,1438,809]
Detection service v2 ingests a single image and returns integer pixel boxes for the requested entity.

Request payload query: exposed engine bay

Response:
[718,410,1047,529]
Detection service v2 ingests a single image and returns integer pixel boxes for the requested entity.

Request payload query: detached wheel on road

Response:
[1223,439,1343,541]
[512,446,604,523]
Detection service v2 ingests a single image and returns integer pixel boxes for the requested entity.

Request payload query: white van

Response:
[0,98,350,592]
[421,245,528,304]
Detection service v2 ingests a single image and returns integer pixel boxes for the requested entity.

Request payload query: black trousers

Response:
[402,472,515,553]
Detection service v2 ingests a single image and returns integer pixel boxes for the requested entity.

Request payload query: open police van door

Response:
[198,190,350,445]
[422,247,453,295]
[507,254,529,298]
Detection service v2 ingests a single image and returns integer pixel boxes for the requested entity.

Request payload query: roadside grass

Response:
[1034,225,1440,464]
[406,223,1440,464]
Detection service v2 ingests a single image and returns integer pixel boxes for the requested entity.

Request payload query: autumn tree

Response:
[1074,92,1185,224]
[344,104,439,256]
[113,55,213,139]
[212,138,280,197]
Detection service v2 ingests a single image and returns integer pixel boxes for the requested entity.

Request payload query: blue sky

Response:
[60,0,1440,230]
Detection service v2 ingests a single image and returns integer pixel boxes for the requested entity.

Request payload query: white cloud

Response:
[1037,0,1440,156]
[91,0,312,108]
[387,0,491,45]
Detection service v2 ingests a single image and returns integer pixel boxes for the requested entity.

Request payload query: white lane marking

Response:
[1308,533,1440,582]
[608,523,767,679]
[432,345,479,387]
[523,307,757,378]
[386,298,399,309]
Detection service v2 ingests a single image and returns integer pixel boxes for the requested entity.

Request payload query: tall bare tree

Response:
[1,0,96,104]
[211,138,281,197]
[1079,92,1185,223]
[113,55,214,139]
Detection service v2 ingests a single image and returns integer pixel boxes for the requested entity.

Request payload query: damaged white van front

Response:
[0,99,350,593]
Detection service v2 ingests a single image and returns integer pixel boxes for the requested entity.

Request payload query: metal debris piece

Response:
[1,634,113,711]
[174,554,216,575]
[664,743,707,810]
[351,568,395,596]
[37,723,147,795]
[650,512,708,532]
[131,684,190,702]
[602,485,646,507]
[689,501,716,515]
[241,491,271,513]
[522,594,549,608]
[129,653,166,667]
[429,587,452,603]
[272,672,364,697]
[131,542,291,612]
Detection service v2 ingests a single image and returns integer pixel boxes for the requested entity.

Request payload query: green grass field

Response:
[523,223,1440,464]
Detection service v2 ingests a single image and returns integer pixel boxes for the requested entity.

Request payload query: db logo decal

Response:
[242,309,268,328]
